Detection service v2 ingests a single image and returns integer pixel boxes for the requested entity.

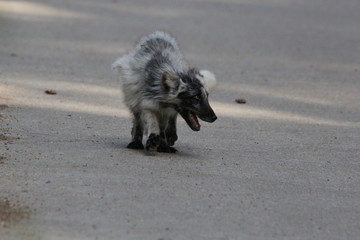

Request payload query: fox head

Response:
[161,68,217,131]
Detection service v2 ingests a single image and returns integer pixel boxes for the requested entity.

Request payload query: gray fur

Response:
[112,31,217,153]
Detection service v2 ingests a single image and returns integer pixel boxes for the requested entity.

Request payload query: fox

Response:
[112,31,217,153]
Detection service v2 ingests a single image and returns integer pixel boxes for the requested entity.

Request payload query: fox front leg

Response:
[143,111,161,151]
[157,131,177,153]
[127,111,144,149]
[165,115,178,146]
[156,114,177,153]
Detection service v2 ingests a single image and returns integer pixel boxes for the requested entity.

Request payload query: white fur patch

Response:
[199,70,217,92]
[111,57,124,72]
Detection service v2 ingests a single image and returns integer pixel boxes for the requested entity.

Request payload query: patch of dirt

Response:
[0,105,9,120]
[0,134,8,141]
[0,133,19,144]
[0,104,9,110]
[0,198,31,228]
[0,155,6,164]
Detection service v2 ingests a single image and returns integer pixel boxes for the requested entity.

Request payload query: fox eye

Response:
[193,95,201,101]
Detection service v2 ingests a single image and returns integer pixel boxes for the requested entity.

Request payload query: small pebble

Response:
[235,98,247,104]
[45,89,57,95]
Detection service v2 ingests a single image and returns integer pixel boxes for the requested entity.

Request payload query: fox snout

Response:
[204,114,217,123]
[178,101,217,132]
[198,95,217,123]
[198,108,217,123]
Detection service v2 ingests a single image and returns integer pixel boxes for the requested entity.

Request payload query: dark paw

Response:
[157,145,177,153]
[166,131,178,146]
[127,141,144,149]
[145,133,160,151]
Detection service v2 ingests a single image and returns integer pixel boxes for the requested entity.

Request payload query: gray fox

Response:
[112,31,217,153]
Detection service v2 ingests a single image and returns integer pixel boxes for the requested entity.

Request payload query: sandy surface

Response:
[1,0,360,239]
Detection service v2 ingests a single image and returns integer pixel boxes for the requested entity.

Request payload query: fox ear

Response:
[161,72,179,91]
[199,70,217,92]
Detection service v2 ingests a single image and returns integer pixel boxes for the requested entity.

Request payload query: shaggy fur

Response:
[112,31,217,153]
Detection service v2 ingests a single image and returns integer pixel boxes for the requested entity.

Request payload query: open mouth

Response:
[180,110,201,131]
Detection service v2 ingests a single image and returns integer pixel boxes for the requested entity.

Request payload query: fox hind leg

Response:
[127,112,144,149]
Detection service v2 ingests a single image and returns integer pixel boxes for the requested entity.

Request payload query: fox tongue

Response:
[179,110,201,131]
[189,112,201,130]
